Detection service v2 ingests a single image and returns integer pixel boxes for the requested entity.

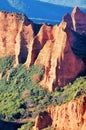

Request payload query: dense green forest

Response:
[0,56,86,130]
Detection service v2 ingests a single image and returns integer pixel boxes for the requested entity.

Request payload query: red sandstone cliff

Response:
[0,7,86,130]
[72,7,86,33]
[35,9,86,91]
[0,7,86,91]
[0,11,34,66]
[34,95,86,130]
[30,24,53,65]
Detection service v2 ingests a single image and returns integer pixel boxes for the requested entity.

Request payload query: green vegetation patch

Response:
[0,56,86,125]
[18,121,35,130]
[0,57,45,121]
[0,56,14,73]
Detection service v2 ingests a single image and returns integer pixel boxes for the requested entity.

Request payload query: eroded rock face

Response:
[0,7,86,91]
[0,12,19,57]
[72,7,86,34]
[34,95,86,130]
[35,20,85,92]
[15,20,34,66]
[34,7,86,91]
[29,24,53,65]
[34,111,52,130]
[0,11,34,66]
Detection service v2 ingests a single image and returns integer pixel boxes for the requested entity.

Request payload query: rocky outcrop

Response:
[15,20,34,66]
[29,24,53,65]
[0,7,86,91]
[34,95,86,130]
[0,11,34,66]
[35,19,85,92]
[72,7,86,34]
[34,111,52,130]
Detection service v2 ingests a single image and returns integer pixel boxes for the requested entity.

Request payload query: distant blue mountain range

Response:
[0,0,86,24]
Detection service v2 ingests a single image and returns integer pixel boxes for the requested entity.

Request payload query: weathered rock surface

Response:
[0,11,34,66]
[35,19,85,92]
[29,24,53,65]
[34,95,86,130]
[34,111,52,130]
[72,7,86,34]
[0,7,86,130]
[0,7,86,91]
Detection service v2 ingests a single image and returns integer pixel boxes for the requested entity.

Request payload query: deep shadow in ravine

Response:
[0,119,22,130]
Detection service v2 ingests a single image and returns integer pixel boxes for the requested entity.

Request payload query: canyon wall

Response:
[35,7,86,91]
[0,7,86,91]
[34,95,86,130]
[0,12,34,66]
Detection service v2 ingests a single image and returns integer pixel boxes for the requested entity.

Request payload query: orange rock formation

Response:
[35,9,86,91]
[72,7,86,33]
[0,7,86,91]
[0,11,34,66]
[34,95,86,130]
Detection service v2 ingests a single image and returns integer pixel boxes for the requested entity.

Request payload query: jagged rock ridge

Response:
[0,7,86,91]
[0,11,34,66]
[34,95,86,130]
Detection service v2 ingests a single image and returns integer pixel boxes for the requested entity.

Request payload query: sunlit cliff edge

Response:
[0,7,86,92]
[0,6,86,130]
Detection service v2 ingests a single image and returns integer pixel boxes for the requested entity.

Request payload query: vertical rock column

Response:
[15,22,23,66]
